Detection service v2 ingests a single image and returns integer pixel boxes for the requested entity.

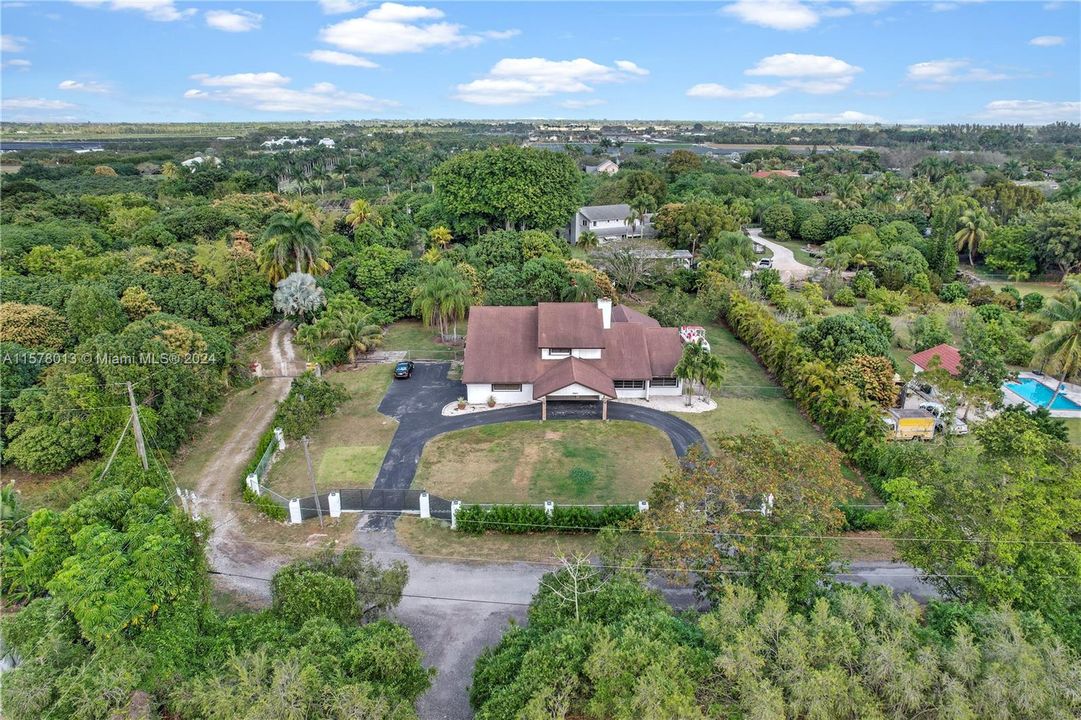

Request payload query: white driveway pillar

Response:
[288,498,302,524]
[419,491,430,519]
[638,500,649,513]
[450,500,462,529]
[246,473,260,496]
[328,491,341,518]
[274,427,285,451]
[544,500,554,517]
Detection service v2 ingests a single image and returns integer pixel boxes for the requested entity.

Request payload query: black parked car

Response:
[393,361,415,379]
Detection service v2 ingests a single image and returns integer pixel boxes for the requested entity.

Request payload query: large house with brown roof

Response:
[462,298,685,413]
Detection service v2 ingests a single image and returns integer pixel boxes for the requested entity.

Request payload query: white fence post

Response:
[246,473,260,496]
[274,427,286,451]
[288,498,302,524]
[450,500,462,530]
[419,491,430,519]
[328,491,341,518]
[544,500,554,517]
[638,500,649,513]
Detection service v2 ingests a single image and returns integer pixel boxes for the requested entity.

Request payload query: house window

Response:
[651,377,679,388]
[491,383,522,392]
[613,380,646,390]
[548,348,571,357]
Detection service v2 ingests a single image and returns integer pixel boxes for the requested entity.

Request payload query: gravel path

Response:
[747,226,816,283]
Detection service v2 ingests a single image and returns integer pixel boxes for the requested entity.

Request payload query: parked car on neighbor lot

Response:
[757,258,774,269]
[393,361,415,379]
[918,401,969,435]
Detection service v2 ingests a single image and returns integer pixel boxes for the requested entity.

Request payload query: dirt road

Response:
[747,226,816,284]
[190,322,301,596]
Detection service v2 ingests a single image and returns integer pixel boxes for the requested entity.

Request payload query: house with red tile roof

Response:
[462,298,685,416]
[907,343,962,377]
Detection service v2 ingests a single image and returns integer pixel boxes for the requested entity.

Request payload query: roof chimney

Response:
[597,297,612,329]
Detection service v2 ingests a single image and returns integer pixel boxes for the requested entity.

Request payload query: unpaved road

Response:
[747,226,816,284]
[191,321,301,596]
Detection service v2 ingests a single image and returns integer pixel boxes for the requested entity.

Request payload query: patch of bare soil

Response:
[511,442,541,489]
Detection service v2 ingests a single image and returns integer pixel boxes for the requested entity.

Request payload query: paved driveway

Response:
[373,362,705,495]
[747,226,816,283]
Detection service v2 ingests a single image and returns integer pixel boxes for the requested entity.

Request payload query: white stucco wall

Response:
[466,383,534,404]
[615,386,648,399]
[547,382,604,399]
[648,379,683,396]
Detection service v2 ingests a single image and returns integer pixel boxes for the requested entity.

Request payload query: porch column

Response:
[541,396,547,422]
[644,380,650,401]
[602,397,608,421]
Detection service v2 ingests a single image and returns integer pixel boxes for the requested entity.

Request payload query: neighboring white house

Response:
[462,298,685,415]
[261,136,311,148]
[567,203,646,244]
[180,155,221,171]
[583,159,619,175]
[318,138,335,148]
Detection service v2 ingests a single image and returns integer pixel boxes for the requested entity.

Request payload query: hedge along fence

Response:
[455,503,639,534]
[700,276,928,501]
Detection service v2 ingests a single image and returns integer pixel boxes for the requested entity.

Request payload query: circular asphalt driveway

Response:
[370,362,705,509]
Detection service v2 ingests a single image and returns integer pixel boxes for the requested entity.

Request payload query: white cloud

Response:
[319,2,512,54]
[930,0,985,10]
[614,60,649,76]
[1029,35,1064,47]
[306,49,378,68]
[318,0,366,14]
[2,97,76,110]
[787,110,885,123]
[364,2,441,21]
[454,57,649,105]
[58,79,110,93]
[2,58,31,69]
[71,0,196,22]
[722,0,819,30]
[906,59,1012,87]
[205,9,262,32]
[745,52,862,93]
[184,71,396,113]
[687,83,785,99]
[1,34,27,52]
[482,29,520,40]
[978,99,1081,124]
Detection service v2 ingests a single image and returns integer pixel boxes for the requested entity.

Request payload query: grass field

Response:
[396,516,600,563]
[265,365,397,497]
[413,420,674,504]
[382,320,465,360]
[1067,418,1081,445]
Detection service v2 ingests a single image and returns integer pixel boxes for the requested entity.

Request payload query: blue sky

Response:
[1,0,1078,124]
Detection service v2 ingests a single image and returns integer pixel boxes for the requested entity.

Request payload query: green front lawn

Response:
[382,320,465,361]
[264,365,397,497]
[412,420,674,504]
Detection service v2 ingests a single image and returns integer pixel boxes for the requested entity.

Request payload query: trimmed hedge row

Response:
[243,486,287,521]
[702,277,929,501]
[455,503,638,534]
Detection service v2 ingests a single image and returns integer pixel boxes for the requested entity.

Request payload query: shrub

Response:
[1022,292,1045,313]
[967,285,995,306]
[939,281,968,303]
[455,504,637,534]
[841,503,893,531]
[568,467,596,489]
[851,269,875,298]
[910,314,951,351]
[276,373,350,440]
[993,291,1019,310]
[766,283,789,310]
[831,287,855,306]
[242,487,287,521]
[866,287,906,316]
[754,268,781,291]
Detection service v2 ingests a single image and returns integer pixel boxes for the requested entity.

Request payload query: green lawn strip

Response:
[382,320,465,360]
[1065,418,1081,446]
[264,365,397,498]
[412,420,672,504]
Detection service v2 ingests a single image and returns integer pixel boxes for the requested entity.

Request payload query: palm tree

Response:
[576,230,599,253]
[831,174,864,210]
[259,211,329,281]
[1002,159,1025,181]
[561,272,599,302]
[1033,279,1081,407]
[272,272,325,322]
[675,341,725,405]
[325,310,384,366]
[412,261,472,342]
[674,342,702,406]
[344,198,379,229]
[625,207,645,238]
[953,209,991,266]
[904,178,937,217]
[428,225,453,250]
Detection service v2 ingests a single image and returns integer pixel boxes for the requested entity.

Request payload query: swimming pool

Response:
[1004,378,1081,411]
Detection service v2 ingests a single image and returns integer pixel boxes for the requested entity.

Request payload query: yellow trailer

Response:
[882,408,936,441]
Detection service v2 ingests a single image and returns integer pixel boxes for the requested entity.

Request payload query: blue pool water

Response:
[1005,378,1081,411]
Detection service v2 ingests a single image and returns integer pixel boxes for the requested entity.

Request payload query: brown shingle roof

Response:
[611,304,660,327]
[536,303,605,348]
[532,357,616,399]
[462,301,684,387]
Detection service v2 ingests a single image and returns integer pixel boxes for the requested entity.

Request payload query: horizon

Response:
[2,0,1079,125]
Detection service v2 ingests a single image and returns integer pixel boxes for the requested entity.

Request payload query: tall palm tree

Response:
[428,225,453,250]
[675,341,724,405]
[831,174,865,210]
[260,211,329,281]
[412,261,472,342]
[953,209,991,266]
[904,178,937,217]
[561,272,599,302]
[1033,279,1081,407]
[625,207,645,238]
[1002,159,1024,181]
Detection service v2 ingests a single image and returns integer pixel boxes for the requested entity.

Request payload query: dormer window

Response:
[549,348,571,357]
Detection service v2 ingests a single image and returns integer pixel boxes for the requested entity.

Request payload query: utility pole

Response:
[126,381,148,470]
[302,436,324,527]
